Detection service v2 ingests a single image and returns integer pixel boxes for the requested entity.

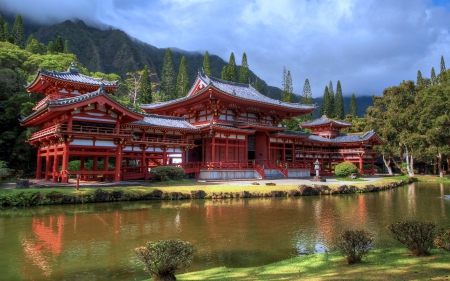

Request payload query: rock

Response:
[170,192,184,200]
[94,188,108,202]
[265,182,276,186]
[289,189,299,196]
[270,190,284,197]
[298,185,318,196]
[191,190,206,199]
[337,185,349,194]
[251,182,260,185]
[240,191,251,198]
[16,179,29,189]
[152,189,163,198]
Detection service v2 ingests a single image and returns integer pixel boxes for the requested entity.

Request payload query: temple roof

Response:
[306,130,378,143]
[141,73,316,111]
[299,116,352,128]
[129,114,198,130]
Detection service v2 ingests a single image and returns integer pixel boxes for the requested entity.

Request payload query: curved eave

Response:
[300,123,352,129]
[270,133,309,139]
[199,124,255,135]
[124,124,199,133]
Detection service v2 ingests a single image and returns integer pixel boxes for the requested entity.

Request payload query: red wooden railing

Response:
[136,137,195,145]
[254,163,265,179]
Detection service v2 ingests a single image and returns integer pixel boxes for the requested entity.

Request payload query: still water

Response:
[1,182,450,280]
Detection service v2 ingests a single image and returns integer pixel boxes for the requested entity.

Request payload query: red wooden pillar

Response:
[359,154,363,171]
[371,157,375,175]
[45,147,50,181]
[104,157,109,172]
[225,135,229,163]
[36,147,42,180]
[162,147,167,165]
[61,141,69,183]
[267,133,271,163]
[67,115,73,130]
[115,144,123,182]
[52,144,59,182]
[212,133,216,163]
[81,157,85,170]
[282,140,286,163]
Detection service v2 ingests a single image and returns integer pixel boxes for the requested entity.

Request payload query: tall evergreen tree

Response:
[334,80,345,119]
[203,51,211,76]
[47,41,55,53]
[416,70,424,87]
[64,40,70,53]
[239,52,250,83]
[55,36,64,53]
[301,79,312,104]
[12,14,25,48]
[285,70,293,102]
[440,56,447,82]
[0,15,5,41]
[348,93,357,118]
[176,56,190,98]
[431,67,437,85]
[320,86,330,116]
[254,77,260,92]
[161,48,176,101]
[440,56,446,74]
[139,65,152,104]
[328,81,335,117]
[281,67,287,101]
[26,38,46,54]
[221,66,228,80]
[227,52,237,82]
[4,23,13,43]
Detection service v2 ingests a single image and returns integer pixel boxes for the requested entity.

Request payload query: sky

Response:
[1,0,450,97]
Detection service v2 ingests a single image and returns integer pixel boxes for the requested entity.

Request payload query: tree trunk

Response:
[409,155,415,177]
[438,153,443,178]
[382,155,393,175]
[390,156,407,174]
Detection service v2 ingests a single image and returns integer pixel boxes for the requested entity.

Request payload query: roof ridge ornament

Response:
[68,62,79,73]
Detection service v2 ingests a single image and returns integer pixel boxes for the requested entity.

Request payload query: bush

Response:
[150,166,185,181]
[0,161,10,180]
[388,221,441,256]
[134,239,195,281]
[336,229,373,264]
[434,229,450,252]
[335,162,359,177]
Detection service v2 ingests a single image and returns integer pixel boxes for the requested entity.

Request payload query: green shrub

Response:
[336,229,373,264]
[150,166,185,181]
[434,229,450,252]
[0,161,10,180]
[134,239,195,281]
[388,221,441,256]
[335,162,359,177]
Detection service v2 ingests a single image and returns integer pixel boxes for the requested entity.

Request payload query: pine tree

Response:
[221,66,228,80]
[431,67,437,85]
[176,56,190,98]
[281,67,287,101]
[55,36,64,53]
[0,15,5,41]
[203,51,211,76]
[416,70,424,86]
[320,86,329,116]
[161,48,176,101]
[348,93,357,118]
[26,34,34,47]
[440,56,446,74]
[12,14,25,48]
[334,80,345,119]
[47,41,56,53]
[227,52,237,82]
[254,77,260,92]
[4,23,12,43]
[26,38,47,54]
[301,79,312,104]
[328,81,335,117]
[285,70,293,102]
[139,65,152,104]
[64,40,70,53]
[239,52,250,83]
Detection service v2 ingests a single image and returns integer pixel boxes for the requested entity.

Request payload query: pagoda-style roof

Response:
[299,115,352,129]
[128,114,199,131]
[21,86,142,126]
[141,73,316,114]
[306,130,381,144]
[26,63,119,95]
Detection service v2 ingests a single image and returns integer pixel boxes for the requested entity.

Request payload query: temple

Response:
[22,65,382,183]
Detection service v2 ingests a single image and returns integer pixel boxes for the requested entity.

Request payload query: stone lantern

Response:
[311,159,326,182]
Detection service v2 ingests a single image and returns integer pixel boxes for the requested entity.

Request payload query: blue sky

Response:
[1,0,450,97]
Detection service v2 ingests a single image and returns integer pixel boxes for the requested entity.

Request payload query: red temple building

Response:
[22,66,382,183]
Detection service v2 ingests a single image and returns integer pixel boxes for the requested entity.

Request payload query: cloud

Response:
[1,0,450,98]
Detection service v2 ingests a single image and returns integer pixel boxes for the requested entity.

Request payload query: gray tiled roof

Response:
[31,68,119,87]
[306,130,377,143]
[300,116,352,127]
[141,73,316,111]
[130,114,198,130]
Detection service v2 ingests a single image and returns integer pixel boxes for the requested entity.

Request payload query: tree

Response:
[281,67,293,102]
[254,77,260,92]
[348,93,357,117]
[160,48,176,101]
[440,56,447,82]
[4,22,12,43]
[334,80,345,119]
[301,79,313,104]
[47,41,55,53]
[328,81,335,117]
[126,71,142,106]
[221,65,228,80]
[203,50,211,76]
[12,14,25,48]
[227,52,237,82]
[64,40,70,53]
[239,52,249,83]
[320,86,329,116]
[55,36,64,53]
[26,38,46,54]
[416,70,424,87]
[176,56,190,98]
[139,65,152,104]
[0,15,5,41]
[431,67,437,85]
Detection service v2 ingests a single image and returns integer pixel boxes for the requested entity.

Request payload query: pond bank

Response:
[0,177,413,207]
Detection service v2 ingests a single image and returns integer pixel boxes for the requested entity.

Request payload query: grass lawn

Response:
[160,248,450,281]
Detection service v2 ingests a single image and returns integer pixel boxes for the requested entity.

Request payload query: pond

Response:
[1,182,450,280]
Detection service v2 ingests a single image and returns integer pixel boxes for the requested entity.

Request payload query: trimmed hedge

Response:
[150,166,185,181]
[335,162,359,177]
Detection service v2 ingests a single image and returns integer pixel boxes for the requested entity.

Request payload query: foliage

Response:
[301,78,313,105]
[139,65,152,104]
[0,15,5,41]
[0,160,9,179]
[281,69,293,102]
[335,162,359,177]
[227,52,237,82]
[220,65,227,80]
[434,229,450,252]
[335,229,373,264]
[176,56,190,98]
[239,52,249,83]
[55,35,64,53]
[150,166,185,181]
[12,14,25,48]
[320,85,333,116]
[161,48,176,101]
[134,239,195,281]
[388,221,441,256]
[203,50,211,76]
[348,93,357,117]
[334,80,344,119]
